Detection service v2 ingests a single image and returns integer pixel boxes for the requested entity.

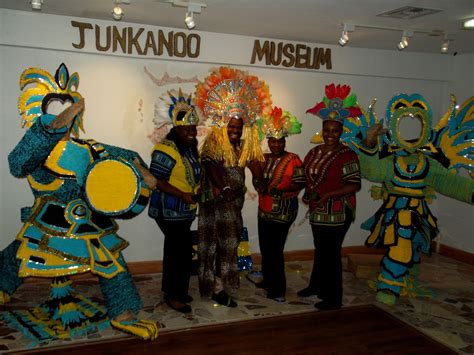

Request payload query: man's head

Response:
[227,116,244,144]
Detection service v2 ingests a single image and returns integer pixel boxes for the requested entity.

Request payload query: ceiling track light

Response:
[166,1,207,30]
[111,0,130,21]
[397,30,413,51]
[440,34,453,54]
[185,11,196,30]
[338,23,355,47]
[30,0,43,11]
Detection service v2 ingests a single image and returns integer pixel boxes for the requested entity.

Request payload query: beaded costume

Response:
[0,64,158,342]
[341,93,474,304]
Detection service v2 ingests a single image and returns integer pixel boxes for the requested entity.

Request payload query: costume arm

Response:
[427,158,474,204]
[356,150,391,183]
[8,114,67,178]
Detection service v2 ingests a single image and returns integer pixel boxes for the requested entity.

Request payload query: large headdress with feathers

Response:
[160,89,199,127]
[306,84,362,123]
[196,67,273,167]
[257,106,302,140]
[195,66,272,127]
[18,63,84,137]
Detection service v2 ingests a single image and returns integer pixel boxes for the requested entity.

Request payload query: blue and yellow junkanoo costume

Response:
[0,64,158,341]
[343,93,474,304]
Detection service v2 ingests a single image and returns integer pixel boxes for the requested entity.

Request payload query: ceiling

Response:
[1,0,473,54]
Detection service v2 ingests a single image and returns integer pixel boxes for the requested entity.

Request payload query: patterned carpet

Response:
[1,253,473,354]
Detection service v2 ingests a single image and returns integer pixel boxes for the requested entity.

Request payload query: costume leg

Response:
[99,254,143,319]
[0,240,23,303]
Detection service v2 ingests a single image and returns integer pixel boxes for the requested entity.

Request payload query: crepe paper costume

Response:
[341,93,474,305]
[148,89,201,303]
[0,64,158,343]
[305,84,362,226]
[195,66,272,168]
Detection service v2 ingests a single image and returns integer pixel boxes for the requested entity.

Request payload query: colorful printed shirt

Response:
[304,145,360,226]
[258,152,305,223]
[149,139,201,221]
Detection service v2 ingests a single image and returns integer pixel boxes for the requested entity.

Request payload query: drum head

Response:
[85,158,139,215]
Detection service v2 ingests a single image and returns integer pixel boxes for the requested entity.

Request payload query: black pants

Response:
[308,210,352,305]
[156,218,193,300]
[258,217,292,298]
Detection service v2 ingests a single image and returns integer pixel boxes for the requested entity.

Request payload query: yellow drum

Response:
[85,157,150,218]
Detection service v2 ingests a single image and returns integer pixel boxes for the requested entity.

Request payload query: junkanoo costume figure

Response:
[0,64,158,340]
[195,67,272,307]
[148,89,201,314]
[342,92,474,305]
[255,107,305,302]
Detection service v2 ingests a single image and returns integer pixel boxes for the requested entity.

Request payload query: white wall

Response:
[1,9,472,261]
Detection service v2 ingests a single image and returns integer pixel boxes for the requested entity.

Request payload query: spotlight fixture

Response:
[397,30,413,50]
[338,23,355,47]
[30,0,43,10]
[440,35,449,54]
[111,0,130,21]
[185,11,195,30]
[463,18,474,29]
[166,1,207,30]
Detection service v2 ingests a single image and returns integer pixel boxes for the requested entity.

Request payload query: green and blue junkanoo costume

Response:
[343,93,474,303]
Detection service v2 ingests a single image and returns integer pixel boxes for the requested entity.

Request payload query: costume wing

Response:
[430,96,474,173]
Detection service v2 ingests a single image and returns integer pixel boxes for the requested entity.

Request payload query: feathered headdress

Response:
[159,88,199,127]
[257,106,302,140]
[306,84,362,123]
[18,63,84,137]
[196,67,272,167]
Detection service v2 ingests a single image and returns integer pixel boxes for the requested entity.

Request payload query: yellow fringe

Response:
[201,126,263,168]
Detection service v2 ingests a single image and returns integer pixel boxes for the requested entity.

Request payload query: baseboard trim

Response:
[23,244,473,282]
[435,243,474,265]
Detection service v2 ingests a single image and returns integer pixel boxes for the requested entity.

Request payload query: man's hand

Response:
[133,158,158,190]
[48,98,85,130]
[363,122,387,148]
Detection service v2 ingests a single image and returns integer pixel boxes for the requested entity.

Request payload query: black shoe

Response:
[165,299,192,313]
[314,300,341,311]
[178,294,194,303]
[212,291,237,308]
[297,287,319,297]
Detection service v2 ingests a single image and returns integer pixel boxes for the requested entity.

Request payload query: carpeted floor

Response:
[0,253,473,354]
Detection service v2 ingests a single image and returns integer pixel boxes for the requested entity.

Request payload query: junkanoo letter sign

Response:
[71,21,332,70]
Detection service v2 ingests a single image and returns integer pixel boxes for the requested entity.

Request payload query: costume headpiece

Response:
[162,88,199,127]
[196,67,272,167]
[195,66,272,127]
[257,106,302,140]
[18,63,84,137]
[306,83,362,123]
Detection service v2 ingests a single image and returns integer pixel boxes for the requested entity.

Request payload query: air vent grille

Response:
[378,6,442,19]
